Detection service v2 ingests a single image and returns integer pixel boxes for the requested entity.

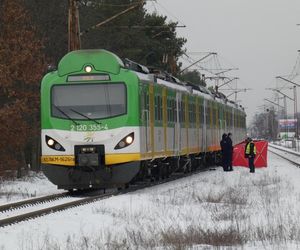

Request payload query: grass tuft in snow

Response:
[160,225,247,248]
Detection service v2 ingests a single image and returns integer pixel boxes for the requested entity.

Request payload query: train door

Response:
[196,97,200,151]
[162,87,167,155]
[140,84,150,154]
[203,99,207,151]
[149,84,155,157]
[175,91,182,156]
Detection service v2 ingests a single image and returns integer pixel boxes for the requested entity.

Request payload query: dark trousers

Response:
[228,154,233,171]
[248,157,255,173]
[222,154,232,171]
[222,157,228,171]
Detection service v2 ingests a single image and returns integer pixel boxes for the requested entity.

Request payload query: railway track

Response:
[0,167,211,228]
[269,144,300,167]
[0,192,68,213]
[0,190,116,228]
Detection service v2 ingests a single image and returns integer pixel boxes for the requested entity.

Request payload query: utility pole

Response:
[264,98,284,139]
[68,0,145,51]
[267,87,294,140]
[276,76,300,139]
[68,0,81,51]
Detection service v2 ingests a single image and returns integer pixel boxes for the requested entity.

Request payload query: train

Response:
[41,49,247,190]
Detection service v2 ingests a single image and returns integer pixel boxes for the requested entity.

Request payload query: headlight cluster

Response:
[46,135,65,151]
[114,133,134,150]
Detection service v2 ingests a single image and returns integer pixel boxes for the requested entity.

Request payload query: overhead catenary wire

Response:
[92,0,156,7]
[156,2,185,26]
[80,1,145,36]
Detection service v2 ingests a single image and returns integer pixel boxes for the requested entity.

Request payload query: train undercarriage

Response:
[42,151,221,191]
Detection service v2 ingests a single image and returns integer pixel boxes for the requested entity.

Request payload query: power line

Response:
[153,1,186,26]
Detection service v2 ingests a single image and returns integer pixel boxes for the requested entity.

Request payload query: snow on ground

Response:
[1,152,300,249]
[0,172,63,205]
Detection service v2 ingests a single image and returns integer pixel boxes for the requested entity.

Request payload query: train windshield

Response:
[51,83,126,120]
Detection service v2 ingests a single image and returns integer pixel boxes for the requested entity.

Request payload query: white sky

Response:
[146,0,300,123]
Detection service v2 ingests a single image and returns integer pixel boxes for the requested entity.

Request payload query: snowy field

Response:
[0,172,63,206]
[1,152,300,249]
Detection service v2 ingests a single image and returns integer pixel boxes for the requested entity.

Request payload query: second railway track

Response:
[269,144,300,167]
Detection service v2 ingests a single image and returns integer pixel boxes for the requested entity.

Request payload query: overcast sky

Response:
[146,0,300,123]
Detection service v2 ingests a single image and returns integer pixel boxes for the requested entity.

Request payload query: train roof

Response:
[123,58,245,113]
[133,71,245,113]
[54,50,245,113]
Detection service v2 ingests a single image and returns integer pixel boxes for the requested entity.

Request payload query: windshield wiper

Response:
[70,109,101,125]
[53,105,79,125]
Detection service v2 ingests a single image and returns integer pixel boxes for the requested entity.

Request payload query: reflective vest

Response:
[245,142,256,155]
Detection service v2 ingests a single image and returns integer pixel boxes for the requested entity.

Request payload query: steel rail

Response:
[269,144,300,158]
[268,146,300,168]
[0,191,117,227]
[0,192,69,213]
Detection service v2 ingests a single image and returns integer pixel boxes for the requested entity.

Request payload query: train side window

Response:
[171,99,174,123]
[200,102,203,127]
[146,93,149,110]
[206,103,210,126]
[183,100,185,123]
[158,95,162,122]
[154,96,158,121]
[160,96,163,121]
[191,101,195,127]
[157,96,160,121]
[173,99,177,123]
[167,99,170,122]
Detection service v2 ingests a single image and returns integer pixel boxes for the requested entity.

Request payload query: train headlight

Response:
[125,135,133,144]
[47,139,55,146]
[114,132,134,150]
[84,65,92,73]
[45,135,65,152]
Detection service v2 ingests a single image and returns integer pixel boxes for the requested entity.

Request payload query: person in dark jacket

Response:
[226,133,233,171]
[244,137,257,173]
[220,133,228,171]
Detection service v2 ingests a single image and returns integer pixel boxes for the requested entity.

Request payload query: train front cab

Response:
[41,50,142,190]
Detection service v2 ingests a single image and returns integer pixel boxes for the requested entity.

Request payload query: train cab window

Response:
[51,83,126,120]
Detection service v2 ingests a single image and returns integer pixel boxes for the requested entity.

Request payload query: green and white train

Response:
[41,49,246,190]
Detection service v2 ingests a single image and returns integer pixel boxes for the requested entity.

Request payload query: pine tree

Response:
[24,0,186,74]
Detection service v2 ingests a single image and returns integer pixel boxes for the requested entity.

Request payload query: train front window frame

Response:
[51,82,127,120]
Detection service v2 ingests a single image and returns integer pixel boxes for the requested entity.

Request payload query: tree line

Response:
[0,0,201,178]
